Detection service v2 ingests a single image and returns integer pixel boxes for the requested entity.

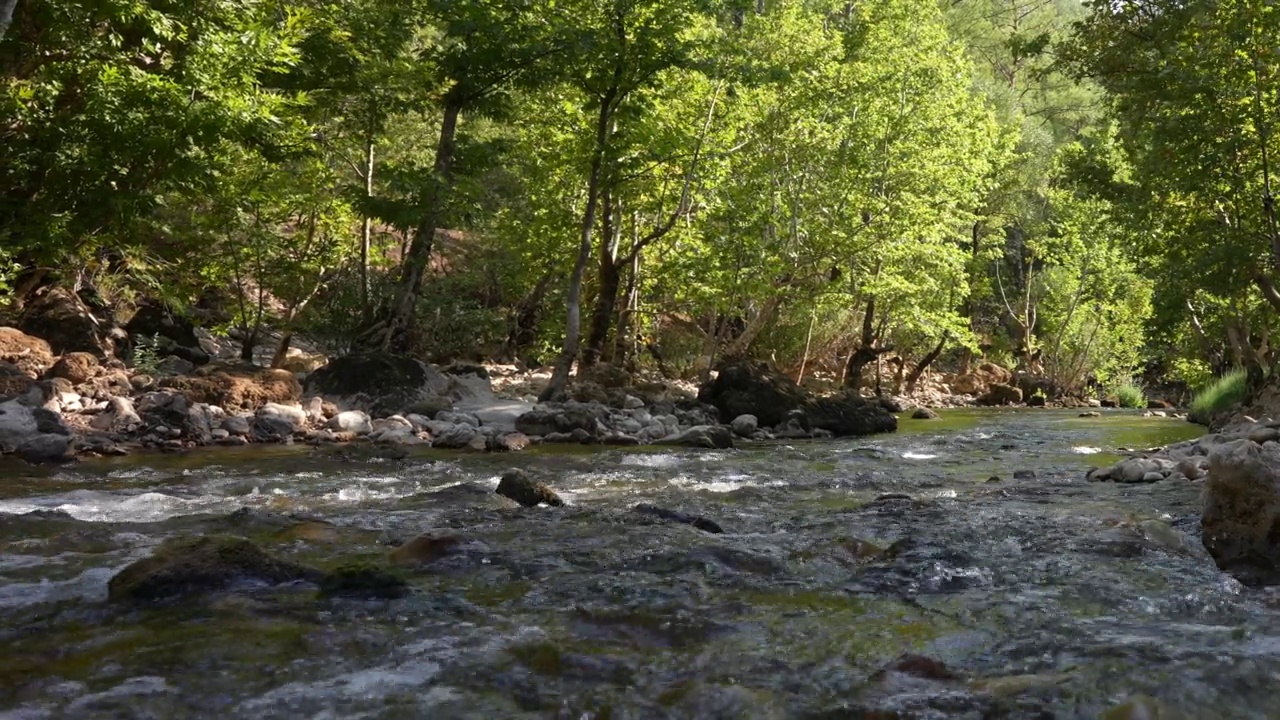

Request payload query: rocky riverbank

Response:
[1085,413,1280,589]
[1,325,910,463]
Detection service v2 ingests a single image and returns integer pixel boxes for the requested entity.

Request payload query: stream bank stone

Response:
[1202,439,1280,585]
[107,536,321,602]
[304,352,448,416]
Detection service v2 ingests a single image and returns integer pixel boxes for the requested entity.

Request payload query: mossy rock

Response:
[318,562,409,599]
[108,535,322,603]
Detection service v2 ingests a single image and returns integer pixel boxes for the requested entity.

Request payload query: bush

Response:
[1189,369,1248,422]
[1112,380,1147,408]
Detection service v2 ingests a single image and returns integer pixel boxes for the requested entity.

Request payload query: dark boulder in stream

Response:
[497,469,564,507]
[1202,438,1280,585]
[107,536,322,602]
[632,504,724,534]
[319,562,409,599]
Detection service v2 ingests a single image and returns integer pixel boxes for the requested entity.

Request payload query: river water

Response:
[1,409,1275,719]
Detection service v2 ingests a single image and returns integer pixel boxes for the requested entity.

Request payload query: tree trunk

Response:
[0,0,16,44]
[360,132,375,318]
[239,331,257,363]
[375,97,462,353]
[270,331,294,369]
[843,295,892,389]
[583,193,623,368]
[611,249,638,366]
[541,90,615,402]
[507,272,553,363]
[905,332,950,394]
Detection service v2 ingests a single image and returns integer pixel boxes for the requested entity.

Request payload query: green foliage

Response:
[130,334,165,376]
[1190,370,1249,420]
[1111,380,1146,409]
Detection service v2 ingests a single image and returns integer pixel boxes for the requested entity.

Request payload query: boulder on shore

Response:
[978,383,1023,406]
[657,424,735,449]
[18,287,117,357]
[160,365,301,410]
[304,353,449,417]
[0,398,73,463]
[1202,439,1280,585]
[697,361,806,428]
[802,391,898,437]
[0,327,55,378]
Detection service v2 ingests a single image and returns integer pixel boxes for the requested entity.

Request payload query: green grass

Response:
[1189,369,1248,421]
[1113,381,1147,409]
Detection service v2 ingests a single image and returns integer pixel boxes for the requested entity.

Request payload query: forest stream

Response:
[2,410,1276,719]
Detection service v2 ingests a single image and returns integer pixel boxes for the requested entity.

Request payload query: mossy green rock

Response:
[319,562,409,599]
[108,535,322,602]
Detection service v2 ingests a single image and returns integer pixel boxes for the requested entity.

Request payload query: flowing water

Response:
[1,409,1275,719]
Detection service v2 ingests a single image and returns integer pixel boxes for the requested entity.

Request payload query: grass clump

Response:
[1112,381,1147,409]
[1189,369,1248,422]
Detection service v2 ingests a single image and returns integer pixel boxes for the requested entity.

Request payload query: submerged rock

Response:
[107,536,321,602]
[496,469,564,507]
[388,533,464,567]
[1202,439,1280,585]
[912,407,940,420]
[318,562,408,599]
[632,503,723,534]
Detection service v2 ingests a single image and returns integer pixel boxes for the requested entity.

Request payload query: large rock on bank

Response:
[0,327,55,378]
[18,287,117,357]
[1202,439,1280,585]
[697,361,896,438]
[0,398,73,463]
[697,361,806,428]
[304,353,449,417]
[802,391,898,437]
[160,365,301,410]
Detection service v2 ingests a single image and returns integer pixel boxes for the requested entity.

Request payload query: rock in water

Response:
[1203,439,1280,585]
[912,407,940,420]
[107,536,321,602]
[389,533,464,566]
[497,469,564,507]
[632,504,724,534]
[319,562,408,599]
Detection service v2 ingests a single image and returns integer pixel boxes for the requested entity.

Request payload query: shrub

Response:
[1112,380,1147,409]
[1189,369,1248,422]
